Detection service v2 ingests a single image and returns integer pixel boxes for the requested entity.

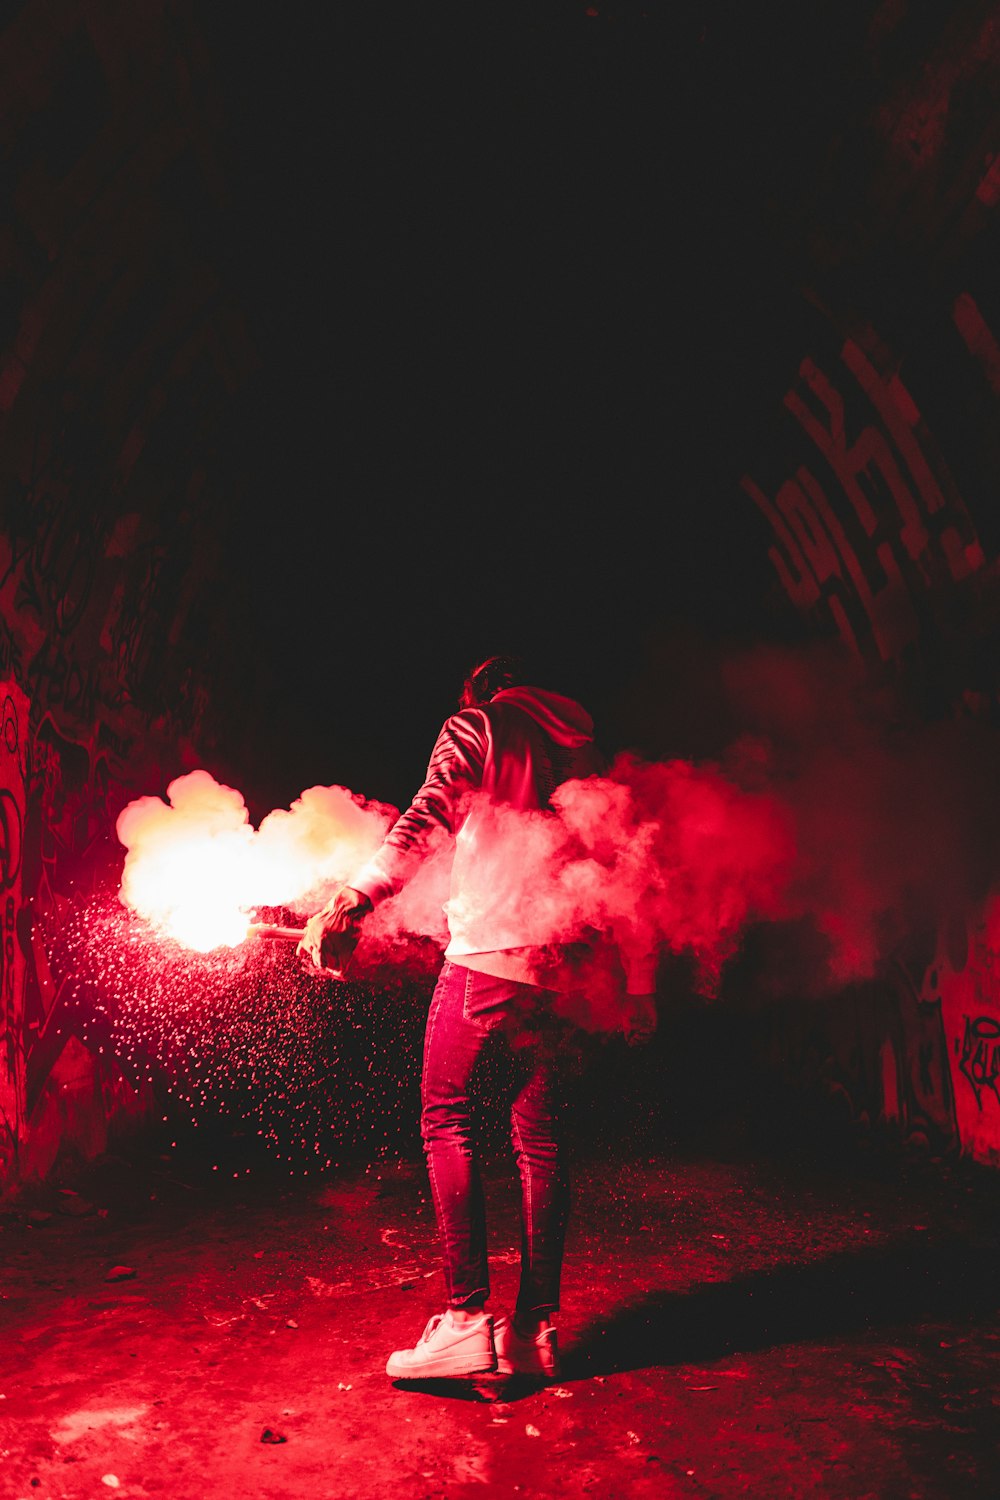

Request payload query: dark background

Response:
[156,0,1000,1201]
[189,2,863,816]
[3,0,998,1199]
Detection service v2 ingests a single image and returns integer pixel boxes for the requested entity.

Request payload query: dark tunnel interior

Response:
[3,3,1000,1495]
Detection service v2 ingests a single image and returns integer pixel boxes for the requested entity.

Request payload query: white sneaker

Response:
[494,1314,560,1380]
[386,1310,497,1379]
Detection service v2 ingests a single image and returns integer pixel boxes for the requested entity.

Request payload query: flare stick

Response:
[247,923,307,942]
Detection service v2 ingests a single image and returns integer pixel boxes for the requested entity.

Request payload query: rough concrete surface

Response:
[3,1121,1000,1500]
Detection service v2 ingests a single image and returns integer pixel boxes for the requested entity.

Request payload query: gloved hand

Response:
[297,886,373,977]
[620,993,657,1046]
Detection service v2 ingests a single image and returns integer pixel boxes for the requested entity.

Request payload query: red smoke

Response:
[115,756,797,1010]
[719,642,1000,991]
[117,641,1000,1011]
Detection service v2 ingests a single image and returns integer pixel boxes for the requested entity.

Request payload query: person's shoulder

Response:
[438,706,492,739]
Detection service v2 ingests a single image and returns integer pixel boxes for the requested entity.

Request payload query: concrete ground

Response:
[3,1113,1000,1500]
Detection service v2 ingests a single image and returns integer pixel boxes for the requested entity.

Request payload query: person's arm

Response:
[297,884,373,977]
[349,709,490,904]
[298,709,490,974]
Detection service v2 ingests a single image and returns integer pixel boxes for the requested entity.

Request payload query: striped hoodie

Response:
[349,686,657,995]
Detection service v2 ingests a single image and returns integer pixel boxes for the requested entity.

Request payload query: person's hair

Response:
[459,653,526,708]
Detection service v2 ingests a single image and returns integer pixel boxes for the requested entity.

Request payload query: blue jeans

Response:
[421,960,570,1316]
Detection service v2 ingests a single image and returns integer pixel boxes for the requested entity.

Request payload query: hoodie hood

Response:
[490,686,594,747]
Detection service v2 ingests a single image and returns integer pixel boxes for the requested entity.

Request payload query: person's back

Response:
[442,683,604,979]
[477,685,603,807]
[298,654,657,1385]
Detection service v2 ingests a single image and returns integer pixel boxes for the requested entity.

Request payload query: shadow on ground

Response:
[566,1232,1000,1378]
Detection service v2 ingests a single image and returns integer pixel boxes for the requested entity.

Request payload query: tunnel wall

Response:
[0,3,256,1189]
[740,3,1000,1165]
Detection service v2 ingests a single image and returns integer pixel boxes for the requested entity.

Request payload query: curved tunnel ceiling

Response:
[1,2,999,808]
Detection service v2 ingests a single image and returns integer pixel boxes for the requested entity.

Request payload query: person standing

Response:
[299,654,657,1381]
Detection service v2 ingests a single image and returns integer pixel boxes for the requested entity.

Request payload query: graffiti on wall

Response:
[742,327,987,667]
[0,674,164,1182]
[0,354,232,1181]
[959,1015,1000,1108]
[743,298,1000,1164]
[0,324,241,1186]
[0,325,248,1183]
[0,5,265,1184]
[923,908,1000,1167]
[1,455,211,766]
[758,958,959,1158]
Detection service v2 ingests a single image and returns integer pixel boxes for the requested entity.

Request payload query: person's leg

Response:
[391,966,565,1380]
[509,1002,570,1328]
[420,960,496,1313]
[492,1001,568,1380]
[387,962,499,1379]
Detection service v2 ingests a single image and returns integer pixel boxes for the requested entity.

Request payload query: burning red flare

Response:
[116,771,257,949]
[115,769,395,952]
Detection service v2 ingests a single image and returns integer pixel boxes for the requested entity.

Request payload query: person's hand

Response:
[297,886,372,978]
[620,993,657,1046]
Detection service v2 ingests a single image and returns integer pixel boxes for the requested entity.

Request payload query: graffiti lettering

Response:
[31,513,101,639]
[958,1016,1000,1109]
[953,293,1000,399]
[786,355,931,564]
[0,790,23,893]
[0,623,25,683]
[743,337,985,663]
[28,635,130,725]
[95,721,134,767]
[107,545,168,691]
[2,895,13,1027]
